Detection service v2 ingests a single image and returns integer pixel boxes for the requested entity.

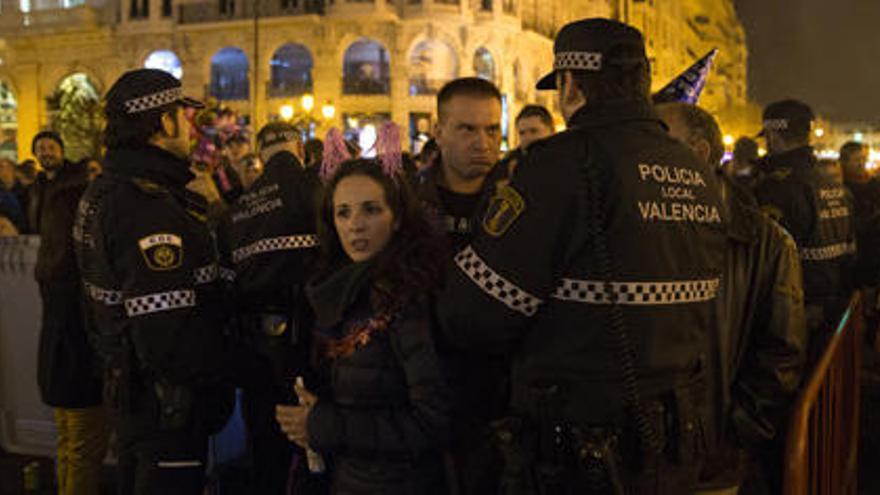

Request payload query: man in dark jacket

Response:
[657,102,807,493]
[840,141,880,311]
[754,100,855,349]
[417,77,508,493]
[0,157,26,232]
[216,122,320,494]
[437,19,728,493]
[74,69,272,495]
[31,130,109,495]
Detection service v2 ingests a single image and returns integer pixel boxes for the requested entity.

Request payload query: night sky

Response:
[734,0,880,125]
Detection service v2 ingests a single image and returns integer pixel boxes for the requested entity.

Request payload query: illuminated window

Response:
[144,50,183,80]
[342,39,390,95]
[269,43,313,97]
[211,47,249,100]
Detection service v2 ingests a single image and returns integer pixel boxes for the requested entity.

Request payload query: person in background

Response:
[78,157,103,182]
[657,101,806,495]
[0,157,26,232]
[304,138,324,171]
[515,104,554,151]
[276,125,451,494]
[29,129,109,495]
[727,137,760,189]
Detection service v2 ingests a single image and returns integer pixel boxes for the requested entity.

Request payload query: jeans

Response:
[53,406,110,495]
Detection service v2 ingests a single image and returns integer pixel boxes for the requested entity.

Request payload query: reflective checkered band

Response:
[194,264,219,285]
[762,119,788,131]
[800,242,856,261]
[554,51,603,71]
[219,266,236,282]
[84,282,123,306]
[551,277,720,305]
[232,234,319,263]
[454,246,543,317]
[124,290,196,317]
[124,87,182,114]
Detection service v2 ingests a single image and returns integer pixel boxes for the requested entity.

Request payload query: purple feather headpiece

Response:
[320,122,405,183]
[320,127,351,183]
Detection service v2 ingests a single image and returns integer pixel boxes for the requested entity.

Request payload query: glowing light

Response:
[814,128,825,138]
[554,123,566,133]
[322,103,335,120]
[723,134,734,146]
[854,132,864,142]
[279,104,294,121]
[758,147,767,157]
[301,94,314,112]
[347,117,359,128]
[360,124,377,158]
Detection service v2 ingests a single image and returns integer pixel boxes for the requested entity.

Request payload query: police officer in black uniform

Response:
[754,100,855,346]
[436,19,728,493]
[216,122,321,494]
[74,69,271,495]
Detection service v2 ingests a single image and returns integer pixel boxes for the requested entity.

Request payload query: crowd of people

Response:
[4,15,879,495]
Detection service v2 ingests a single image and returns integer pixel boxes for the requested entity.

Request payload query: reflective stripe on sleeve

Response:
[84,282,123,306]
[454,245,543,317]
[124,290,196,317]
[232,234,319,263]
[551,277,720,305]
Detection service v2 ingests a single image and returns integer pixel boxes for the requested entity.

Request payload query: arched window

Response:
[269,43,314,97]
[408,40,458,96]
[144,50,183,80]
[0,82,17,161]
[342,39,390,95]
[473,47,495,82]
[48,73,102,161]
[210,47,249,101]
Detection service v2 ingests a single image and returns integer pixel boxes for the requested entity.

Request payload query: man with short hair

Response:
[437,19,728,493]
[515,104,554,150]
[658,102,806,494]
[75,69,271,494]
[755,100,855,344]
[217,122,320,494]
[419,77,507,493]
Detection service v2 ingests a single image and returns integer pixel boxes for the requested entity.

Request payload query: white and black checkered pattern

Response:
[232,234,319,263]
[124,87,182,114]
[551,277,720,305]
[84,282,123,306]
[219,266,236,282]
[454,246,543,317]
[554,51,603,71]
[762,119,788,131]
[800,242,856,261]
[124,290,196,317]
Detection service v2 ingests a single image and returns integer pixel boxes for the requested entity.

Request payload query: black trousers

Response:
[243,388,297,495]
[116,414,208,495]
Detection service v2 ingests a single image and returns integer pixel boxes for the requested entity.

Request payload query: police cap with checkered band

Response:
[535,18,649,90]
[105,68,204,118]
[758,99,814,138]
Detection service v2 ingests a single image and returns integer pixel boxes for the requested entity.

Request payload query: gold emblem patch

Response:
[482,185,526,238]
[138,233,183,271]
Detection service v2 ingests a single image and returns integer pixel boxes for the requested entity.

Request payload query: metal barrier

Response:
[784,294,863,495]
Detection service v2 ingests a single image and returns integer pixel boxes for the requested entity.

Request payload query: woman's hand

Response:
[275,379,318,449]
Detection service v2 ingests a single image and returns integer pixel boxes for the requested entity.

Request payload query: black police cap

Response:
[256,122,301,150]
[758,99,814,137]
[105,69,204,118]
[536,18,648,90]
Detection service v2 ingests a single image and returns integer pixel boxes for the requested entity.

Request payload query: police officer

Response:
[216,122,321,494]
[754,100,855,346]
[74,69,271,495]
[437,19,728,493]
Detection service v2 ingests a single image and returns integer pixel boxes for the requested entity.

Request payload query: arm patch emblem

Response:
[138,233,183,271]
[482,185,526,238]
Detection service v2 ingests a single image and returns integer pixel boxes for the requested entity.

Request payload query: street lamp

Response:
[280,104,294,121]
[723,134,734,147]
[301,94,315,113]
[815,128,825,138]
[322,102,336,120]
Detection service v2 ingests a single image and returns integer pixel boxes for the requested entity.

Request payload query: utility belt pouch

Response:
[571,426,625,495]
[153,380,193,430]
[492,416,538,495]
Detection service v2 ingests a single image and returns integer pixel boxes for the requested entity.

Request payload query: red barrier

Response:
[784,294,863,495]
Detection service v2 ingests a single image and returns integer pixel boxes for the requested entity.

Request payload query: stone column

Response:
[14,63,40,161]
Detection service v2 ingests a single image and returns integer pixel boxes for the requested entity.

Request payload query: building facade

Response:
[0,0,751,161]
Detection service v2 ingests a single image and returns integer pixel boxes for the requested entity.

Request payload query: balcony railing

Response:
[179,0,324,24]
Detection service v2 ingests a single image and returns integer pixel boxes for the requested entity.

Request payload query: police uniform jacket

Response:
[75,145,267,417]
[844,177,880,289]
[217,150,320,312]
[754,147,855,316]
[715,178,806,450]
[437,99,728,429]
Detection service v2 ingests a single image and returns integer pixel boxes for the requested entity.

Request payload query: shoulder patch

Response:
[138,233,183,271]
[482,185,526,238]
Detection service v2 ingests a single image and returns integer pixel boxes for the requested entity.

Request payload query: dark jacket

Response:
[436,99,727,462]
[0,188,25,233]
[34,160,103,407]
[306,262,451,495]
[74,145,270,427]
[754,146,855,327]
[844,177,880,289]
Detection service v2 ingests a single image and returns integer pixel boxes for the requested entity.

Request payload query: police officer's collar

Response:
[761,145,816,174]
[104,144,195,189]
[567,98,665,130]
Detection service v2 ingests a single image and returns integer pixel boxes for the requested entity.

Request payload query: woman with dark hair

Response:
[276,126,452,494]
